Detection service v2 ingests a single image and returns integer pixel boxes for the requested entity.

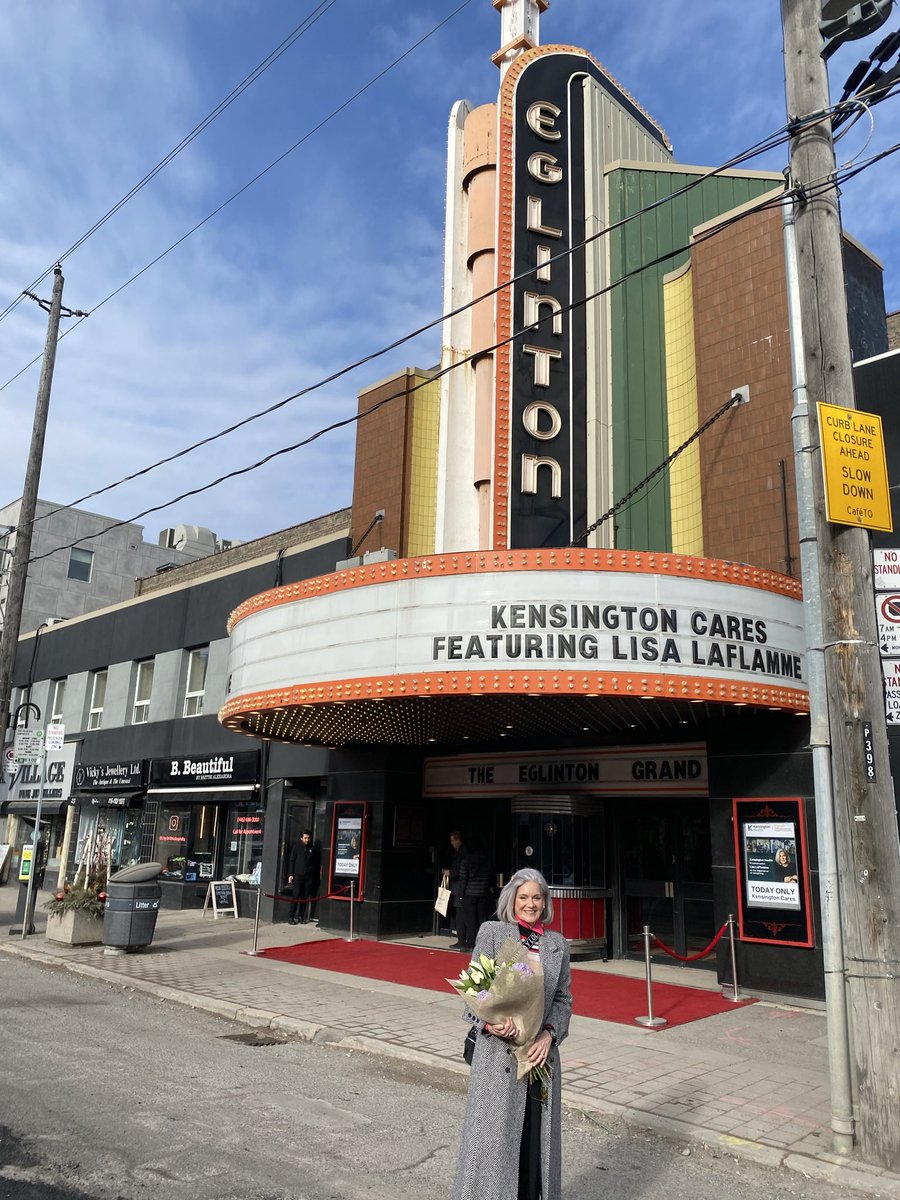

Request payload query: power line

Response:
[26,136,896,566]
[16,116,900,565]
[21,117,810,532]
[0,0,476,398]
[24,176,806,566]
[0,0,341,330]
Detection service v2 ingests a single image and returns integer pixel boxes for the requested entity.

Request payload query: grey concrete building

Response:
[0,499,230,639]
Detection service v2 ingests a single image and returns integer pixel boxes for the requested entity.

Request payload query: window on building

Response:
[49,678,66,723]
[183,647,209,718]
[87,669,107,730]
[67,546,94,582]
[132,659,154,725]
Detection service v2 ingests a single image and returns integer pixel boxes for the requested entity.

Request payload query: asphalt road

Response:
[0,956,864,1200]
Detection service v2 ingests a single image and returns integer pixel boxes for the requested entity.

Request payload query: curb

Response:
[2,942,898,1198]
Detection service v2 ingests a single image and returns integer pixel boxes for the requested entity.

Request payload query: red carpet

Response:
[259,938,753,1028]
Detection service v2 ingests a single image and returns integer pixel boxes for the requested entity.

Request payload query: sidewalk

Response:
[2,887,898,1198]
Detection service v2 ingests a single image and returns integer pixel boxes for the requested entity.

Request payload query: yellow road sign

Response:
[818,402,892,532]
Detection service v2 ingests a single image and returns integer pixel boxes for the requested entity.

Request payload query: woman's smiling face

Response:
[514,881,544,925]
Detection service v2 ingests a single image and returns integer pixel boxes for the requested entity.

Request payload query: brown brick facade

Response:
[350,368,437,558]
[692,206,799,577]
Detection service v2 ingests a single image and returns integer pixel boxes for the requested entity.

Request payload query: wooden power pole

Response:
[0,267,66,736]
[782,0,900,1169]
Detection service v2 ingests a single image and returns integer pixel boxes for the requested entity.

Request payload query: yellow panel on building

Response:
[407,373,441,556]
[663,262,703,555]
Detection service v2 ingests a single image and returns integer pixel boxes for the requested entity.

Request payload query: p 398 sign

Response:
[862,721,876,782]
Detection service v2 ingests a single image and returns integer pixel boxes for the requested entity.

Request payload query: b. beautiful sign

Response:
[149,750,258,789]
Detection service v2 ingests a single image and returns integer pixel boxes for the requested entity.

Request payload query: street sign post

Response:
[818,401,892,531]
[13,728,43,766]
[45,723,64,752]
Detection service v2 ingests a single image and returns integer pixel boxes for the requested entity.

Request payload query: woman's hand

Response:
[525,1030,553,1068]
[486,1016,516,1039]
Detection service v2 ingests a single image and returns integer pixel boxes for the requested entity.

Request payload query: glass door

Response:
[621,800,714,962]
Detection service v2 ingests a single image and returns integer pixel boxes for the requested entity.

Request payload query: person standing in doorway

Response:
[447,831,468,949]
[287,830,317,925]
[458,836,493,953]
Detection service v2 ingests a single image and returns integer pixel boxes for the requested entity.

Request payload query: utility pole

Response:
[782,0,900,1169]
[0,266,84,739]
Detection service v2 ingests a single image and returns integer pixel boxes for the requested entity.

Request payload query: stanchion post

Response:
[635,925,667,1028]
[722,913,750,1002]
[347,881,356,942]
[246,886,263,957]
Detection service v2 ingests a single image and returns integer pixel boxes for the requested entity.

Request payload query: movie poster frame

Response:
[732,796,814,947]
[328,801,367,900]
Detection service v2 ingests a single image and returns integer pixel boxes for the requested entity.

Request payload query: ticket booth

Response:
[511,796,609,957]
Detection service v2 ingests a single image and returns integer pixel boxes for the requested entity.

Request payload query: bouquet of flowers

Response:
[450,937,549,1085]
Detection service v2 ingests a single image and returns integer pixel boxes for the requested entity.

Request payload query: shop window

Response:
[132,659,154,725]
[75,806,143,875]
[87,669,107,730]
[68,546,93,582]
[183,647,209,718]
[49,678,66,723]
[221,801,265,880]
[156,806,193,879]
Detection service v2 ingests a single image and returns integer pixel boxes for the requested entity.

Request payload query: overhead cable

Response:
[0,0,341,329]
[0,0,476,397]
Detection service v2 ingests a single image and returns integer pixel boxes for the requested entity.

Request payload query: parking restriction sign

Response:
[878,594,900,655]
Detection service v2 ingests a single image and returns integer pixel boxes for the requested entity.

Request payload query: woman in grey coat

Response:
[452,868,572,1200]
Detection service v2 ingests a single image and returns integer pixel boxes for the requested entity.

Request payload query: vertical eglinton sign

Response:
[818,402,892,532]
[496,48,668,549]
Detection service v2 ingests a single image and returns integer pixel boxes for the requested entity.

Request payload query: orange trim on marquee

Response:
[219,669,808,726]
[226,548,802,632]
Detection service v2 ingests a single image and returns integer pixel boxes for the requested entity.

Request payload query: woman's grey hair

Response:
[496,868,554,925]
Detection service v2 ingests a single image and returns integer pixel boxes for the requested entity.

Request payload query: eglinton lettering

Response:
[521,98,567,504]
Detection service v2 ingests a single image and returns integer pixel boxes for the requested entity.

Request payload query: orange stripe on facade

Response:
[226,549,802,632]
[219,670,808,722]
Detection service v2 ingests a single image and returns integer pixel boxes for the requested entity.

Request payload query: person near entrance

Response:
[287,830,318,925]
[453,868,572,1200]
[457,837,493,952]
[447,830,468,949]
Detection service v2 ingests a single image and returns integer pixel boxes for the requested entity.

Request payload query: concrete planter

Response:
[46,908,104,945]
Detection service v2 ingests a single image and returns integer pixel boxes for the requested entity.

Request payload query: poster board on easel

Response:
[203,879,238,919]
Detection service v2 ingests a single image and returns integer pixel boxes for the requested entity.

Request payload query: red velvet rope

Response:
[263,884,354,904]
[652,921,728,962]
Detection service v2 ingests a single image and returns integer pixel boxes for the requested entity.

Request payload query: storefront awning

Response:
[0,800,70,818]
[147,786,257,801]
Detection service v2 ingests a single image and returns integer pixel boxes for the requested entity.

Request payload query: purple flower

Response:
[477,989,489,1000]
[511,962,533,976]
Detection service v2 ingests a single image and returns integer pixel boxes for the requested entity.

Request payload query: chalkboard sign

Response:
[203,879,238,919]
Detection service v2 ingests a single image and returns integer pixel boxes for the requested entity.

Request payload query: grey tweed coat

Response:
[452,921,573,1200]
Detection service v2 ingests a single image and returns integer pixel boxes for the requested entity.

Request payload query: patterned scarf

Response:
[518,921,544,952]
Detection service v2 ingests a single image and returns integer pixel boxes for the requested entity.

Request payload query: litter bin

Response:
[102,862,163,951]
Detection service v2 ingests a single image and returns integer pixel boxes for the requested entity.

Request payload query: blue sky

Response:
[0,0,897,546]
